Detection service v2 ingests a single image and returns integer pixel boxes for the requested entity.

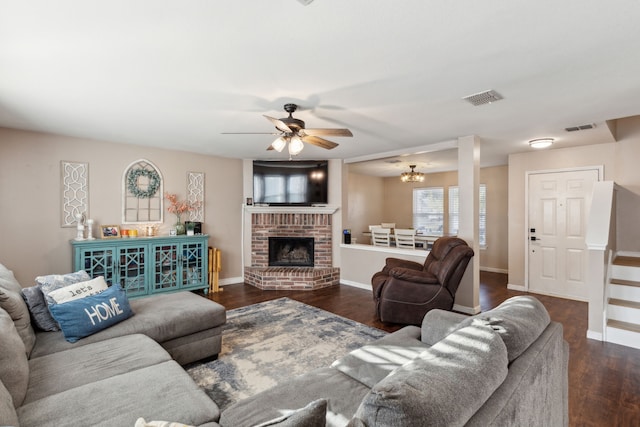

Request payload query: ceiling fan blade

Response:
[266,145,274,151]
[302,128,353,137]
[263,115,293,133]
[301,135,339,150]
[221,132,281,135]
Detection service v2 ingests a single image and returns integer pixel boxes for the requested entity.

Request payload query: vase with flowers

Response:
[164,193,198,235]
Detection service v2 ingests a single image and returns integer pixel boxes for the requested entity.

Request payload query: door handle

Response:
[530,236,540,241]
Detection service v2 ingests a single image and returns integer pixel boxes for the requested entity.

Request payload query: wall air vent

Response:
[462,90,503,106]
[565,123,596,132]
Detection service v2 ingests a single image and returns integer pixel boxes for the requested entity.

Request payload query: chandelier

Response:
[400,165,425,183]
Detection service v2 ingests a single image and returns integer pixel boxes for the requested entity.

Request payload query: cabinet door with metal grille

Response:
[180,241,205,287]
[118,245,148,297]
[152,242,179,292]
[76,246,116,285]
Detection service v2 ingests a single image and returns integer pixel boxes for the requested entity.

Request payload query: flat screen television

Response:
[253,160,328,206]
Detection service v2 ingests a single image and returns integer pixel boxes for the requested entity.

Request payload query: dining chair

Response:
[372,228,392,247]
[368,225,383,244]
[394,228,416,249]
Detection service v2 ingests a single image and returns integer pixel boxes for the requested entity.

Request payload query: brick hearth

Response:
[245,211,340,290]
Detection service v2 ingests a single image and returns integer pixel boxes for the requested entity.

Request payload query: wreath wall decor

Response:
[127,168,161,199]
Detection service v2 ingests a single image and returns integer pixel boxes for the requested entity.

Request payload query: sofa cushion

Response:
[48,284,133,343]
[332,325,426,388]
[0,308,29,408]
[21,285,60,331]
[254,399,327,427]
[24,334,172,404]
[36,270,91,304]
[135,419,194,427]
[0,287,36,355]
[0,378,19,427]
[220,367,369,427]
[458,295,551,362]
[47,276,109,304]
[351,324,508,427]
[30,291,226,359]
[16,361,220,427]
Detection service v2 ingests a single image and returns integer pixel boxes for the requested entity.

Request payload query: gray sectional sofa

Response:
[220,295,569,427]
[0,263,226,427]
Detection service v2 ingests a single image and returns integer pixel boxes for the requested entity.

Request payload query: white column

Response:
[454,135,481,314]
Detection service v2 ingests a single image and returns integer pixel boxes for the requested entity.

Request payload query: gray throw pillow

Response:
[21,285,60,331]
[36,270,91,305]
[352,325,508,427]
[254,399,327,427]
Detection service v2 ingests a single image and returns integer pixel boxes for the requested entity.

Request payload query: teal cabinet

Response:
[71,235,209,298]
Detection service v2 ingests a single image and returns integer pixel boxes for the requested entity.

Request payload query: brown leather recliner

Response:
[371,237,474,325]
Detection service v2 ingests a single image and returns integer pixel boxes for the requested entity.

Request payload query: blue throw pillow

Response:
[48,284,134,343]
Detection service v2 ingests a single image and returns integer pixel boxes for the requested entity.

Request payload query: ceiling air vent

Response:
[462,90,503,106]
[565,123,596,132]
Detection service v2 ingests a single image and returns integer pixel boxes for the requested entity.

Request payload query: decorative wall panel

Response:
[61,161,89,227]
[187,172,205,222]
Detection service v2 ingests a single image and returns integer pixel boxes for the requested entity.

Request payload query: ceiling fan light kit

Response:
[529,138,554,149]
[401,164,425,183]
[225,103,353,158]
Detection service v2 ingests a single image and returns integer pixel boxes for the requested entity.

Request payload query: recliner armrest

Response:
[384,257,424,272]
[389,267,439,284]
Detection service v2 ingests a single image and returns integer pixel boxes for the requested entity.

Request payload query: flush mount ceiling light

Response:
[400,165,425,183]
[529,138,554,149]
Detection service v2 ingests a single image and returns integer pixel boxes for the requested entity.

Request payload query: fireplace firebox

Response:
[268,237,314,267]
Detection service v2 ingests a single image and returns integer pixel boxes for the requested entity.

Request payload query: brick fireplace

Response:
[244,210,340,290]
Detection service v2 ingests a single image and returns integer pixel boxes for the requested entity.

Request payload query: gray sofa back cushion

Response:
[0,308,29,408]
[459,295,551,362]
[351,324,508,427]
[0,378,19,427]
[0,265,36,355]
[422,295,551,363]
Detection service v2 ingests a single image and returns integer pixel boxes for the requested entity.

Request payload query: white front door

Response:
[528,169,599,300]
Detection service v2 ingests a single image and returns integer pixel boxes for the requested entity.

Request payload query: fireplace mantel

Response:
[245,205,339,215]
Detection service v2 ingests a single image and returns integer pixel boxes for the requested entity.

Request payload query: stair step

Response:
[613,256,640,267]
[606,324,640,350]
[608,319,640,333]
[611,278,640,288]
[609,298,640,309]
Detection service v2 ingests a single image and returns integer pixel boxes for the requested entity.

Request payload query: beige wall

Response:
[345,172,384,244]
[348,166,508,272]
[613,116,640,250]
[0,127,244,286]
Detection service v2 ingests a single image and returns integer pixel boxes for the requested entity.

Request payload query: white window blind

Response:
[412,187,444,235]
[448,185,487,247]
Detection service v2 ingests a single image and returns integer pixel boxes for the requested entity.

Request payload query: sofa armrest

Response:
[389,267,439,284]
[420,309,469,345]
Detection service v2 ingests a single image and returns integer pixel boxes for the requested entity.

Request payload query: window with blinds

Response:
[412,187,444,235]
[448,185,487,247]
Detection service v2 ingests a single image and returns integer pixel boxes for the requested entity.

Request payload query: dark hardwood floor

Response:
[205,272,640,426]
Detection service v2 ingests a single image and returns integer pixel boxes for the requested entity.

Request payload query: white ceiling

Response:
[1,1,639,176]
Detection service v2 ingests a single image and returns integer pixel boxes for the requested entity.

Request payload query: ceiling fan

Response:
[223,103,353,157]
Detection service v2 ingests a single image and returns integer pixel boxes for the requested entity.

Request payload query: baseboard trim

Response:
[219,276,244,286]
[339,279,371,290]
[480,267,508,274]
[507,283,526,292]
[452,303,481,315]
[586,330,603,341]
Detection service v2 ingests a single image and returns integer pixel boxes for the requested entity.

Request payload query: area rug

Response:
[185,297,386,411]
